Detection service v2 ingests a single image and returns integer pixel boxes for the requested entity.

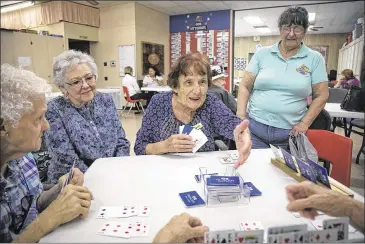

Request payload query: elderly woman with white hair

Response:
[45,50,130,183]
[0,64,93,242]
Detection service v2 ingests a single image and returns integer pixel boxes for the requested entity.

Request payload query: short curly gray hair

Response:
[52,50,98,87]
[1,64,52,127]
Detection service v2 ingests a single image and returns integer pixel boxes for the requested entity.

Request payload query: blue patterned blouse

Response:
[45,92,130,183]
[134,92,242,155]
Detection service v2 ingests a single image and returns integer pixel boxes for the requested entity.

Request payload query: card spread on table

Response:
[218,156,234,164]
[229,152,239,160]
[243,182,262,196]
[280,148,298,173]
[307,160,331,188]
[97,221,150,239]
[179,191,206,208]
[96,205,150,219]
[179,124,208,153]
[295,157,317,183]
[239,221,264,231]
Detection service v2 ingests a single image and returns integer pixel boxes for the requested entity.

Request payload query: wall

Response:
[90,2,136,88]
[30,22,65,36]
[135,3,170,80]
[63,22,99,50]
[234,33,346,78]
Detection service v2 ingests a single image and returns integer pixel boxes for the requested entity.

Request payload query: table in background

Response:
[46,89,123,109]
[141,86,172,92]
[40,149,364,243]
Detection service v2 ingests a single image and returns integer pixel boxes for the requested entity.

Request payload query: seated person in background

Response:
[134,53,252,168]
[208,65,237,114]
[122,66,153,106]
[0,64,92,243]
[45,50,130,184]
[152,181,364,243]
[334,69,360,89]
[143,66,164,87]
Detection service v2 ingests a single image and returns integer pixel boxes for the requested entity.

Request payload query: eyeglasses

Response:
[281,26,305,35]
[66,74,95,88]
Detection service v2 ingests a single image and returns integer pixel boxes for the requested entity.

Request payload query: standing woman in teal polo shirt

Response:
[237,6,329,149]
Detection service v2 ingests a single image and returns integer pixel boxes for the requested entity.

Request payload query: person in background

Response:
[334,69,360,89]
[286,181,364,233]
[45,50,130,184]
[134,53,252,168]
[0,64,92,243]
[122,66,153,107]
[236,6,329,150]
[208,65,237,114]
[143,66,164,87]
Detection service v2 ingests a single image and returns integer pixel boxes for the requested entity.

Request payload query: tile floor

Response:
[119,112,364,196]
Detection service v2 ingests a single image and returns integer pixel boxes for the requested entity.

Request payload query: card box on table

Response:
[270,158,354,198]
[199,166,250,207]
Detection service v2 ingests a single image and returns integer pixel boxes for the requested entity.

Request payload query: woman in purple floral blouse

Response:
[134,53,252,167]
[45,50,130,183]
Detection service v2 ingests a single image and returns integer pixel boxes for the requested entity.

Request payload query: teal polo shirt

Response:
[246,41,327,129]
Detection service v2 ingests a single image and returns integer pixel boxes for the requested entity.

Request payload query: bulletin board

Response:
[118,44,135,77]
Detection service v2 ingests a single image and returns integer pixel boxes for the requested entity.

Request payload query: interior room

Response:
[0,0,364,242]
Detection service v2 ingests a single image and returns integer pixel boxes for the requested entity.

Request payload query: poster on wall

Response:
[308,45,329,65]
[142,42,164,75]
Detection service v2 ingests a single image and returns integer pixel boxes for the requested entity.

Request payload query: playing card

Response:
[239,221,264,231]
[96,206,130,219]
[128,205,138,217]
[269,144,281,159]
[308,229,338,243]
[127,222,150,237]
[293,231,310,243]
[179,191,205,208]
[97,222,130,239]
[292,212,301,218]
[234,230,264,243]
[229,152,239,160]
[311,219,324,230]
[323,217,349,241]
[295,157,317,183]
[277,232,295,243]
[268,224,307,235]
[243,182,262,196]
[280,148,298,172]
[179,125,184,134]
[61,159,76,192]
[218,156,234,164]
[138,205,150,217]
[204,230,235,243]
[307,160,331,188]
[190,128,208,153]
[182,124,194,135]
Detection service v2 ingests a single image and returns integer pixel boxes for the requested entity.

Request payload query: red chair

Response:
[306,130,353,187]
[121,86,144,116]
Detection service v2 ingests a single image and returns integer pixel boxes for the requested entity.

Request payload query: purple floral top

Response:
[45,92,130,183]
[340,78,360,89]
[134,92,242,155]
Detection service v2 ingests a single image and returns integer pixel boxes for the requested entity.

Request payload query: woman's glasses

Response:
[281,26,305,35]
[66,74,95,88]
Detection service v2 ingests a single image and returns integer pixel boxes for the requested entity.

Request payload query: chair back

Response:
[123,86,138,103]
[309,109,332,131]
[328,88,347,103]
[306,130,352,187]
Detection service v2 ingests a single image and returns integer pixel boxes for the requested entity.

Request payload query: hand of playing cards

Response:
[179,124,208,153]
[60,159,77,192]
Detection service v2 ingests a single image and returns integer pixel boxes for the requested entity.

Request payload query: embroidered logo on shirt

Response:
[296,64,310,76]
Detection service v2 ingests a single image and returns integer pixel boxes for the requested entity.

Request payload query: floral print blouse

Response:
[134,92,242,155]
[45,92,130,183]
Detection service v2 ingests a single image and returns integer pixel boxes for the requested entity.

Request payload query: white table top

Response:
[40,149,364,243]
[325,103,364,119]
[141,86,172,92]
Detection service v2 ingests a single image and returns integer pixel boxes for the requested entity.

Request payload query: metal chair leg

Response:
[127,103,133,115]
[139,101,145,113]
[121,102,128,115]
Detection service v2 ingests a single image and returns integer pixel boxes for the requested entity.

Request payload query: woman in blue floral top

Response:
[45,50,130,183]
[134,53,252,167]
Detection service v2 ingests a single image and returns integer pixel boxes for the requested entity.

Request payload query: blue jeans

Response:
[248,116,291,150]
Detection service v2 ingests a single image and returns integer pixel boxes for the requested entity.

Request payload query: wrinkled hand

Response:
[290,122,309,136]
[233,120,252,168]
[285,181,353,220]
[164,134,195,153]
[58,168,84,188]
[153,213,209,243]
[45,185,93,226]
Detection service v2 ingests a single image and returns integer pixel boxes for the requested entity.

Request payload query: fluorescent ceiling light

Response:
[244,16,264,26]
[255,27,272,33]
[308,13,316,23]
[308,25,314,31]
[1,1,34,13]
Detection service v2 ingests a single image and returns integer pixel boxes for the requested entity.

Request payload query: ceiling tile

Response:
[163,6,191,15]
[183,3,209,13]
[199,1,229,11]
[172,1,199,6]
[148,1,179,8]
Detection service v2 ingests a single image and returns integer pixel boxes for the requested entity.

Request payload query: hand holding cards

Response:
[179,124,208,153]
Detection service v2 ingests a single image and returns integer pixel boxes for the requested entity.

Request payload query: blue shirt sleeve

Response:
[311,53,328,84]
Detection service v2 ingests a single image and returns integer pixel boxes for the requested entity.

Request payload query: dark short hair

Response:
[167,52,212,89]
[148,66,161,77]
[278,6,309,31]
[341,69,354,80]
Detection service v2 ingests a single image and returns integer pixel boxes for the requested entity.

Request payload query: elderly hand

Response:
[291,121,309,136]
[285,181,353,220]
[163,134,195,153]
[233,120,252,168]
[44,185,93,226]
[58,168,84,189]
[153,213,208,243]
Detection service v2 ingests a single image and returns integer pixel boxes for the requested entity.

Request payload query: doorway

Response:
[68,39,90,54]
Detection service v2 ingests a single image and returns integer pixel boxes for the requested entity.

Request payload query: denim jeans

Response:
[248,116,291,150]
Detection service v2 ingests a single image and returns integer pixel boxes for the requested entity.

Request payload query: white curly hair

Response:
[1,64,52,127]
[52,50,98,87]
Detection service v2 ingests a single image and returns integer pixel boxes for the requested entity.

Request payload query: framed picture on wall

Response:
[142,42,164,75]
[308,45,329,66]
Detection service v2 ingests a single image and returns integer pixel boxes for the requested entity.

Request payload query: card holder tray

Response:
[270,158,354,198]
[199,167,251,207]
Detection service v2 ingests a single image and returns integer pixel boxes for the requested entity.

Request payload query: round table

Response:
[39,149,364,242]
